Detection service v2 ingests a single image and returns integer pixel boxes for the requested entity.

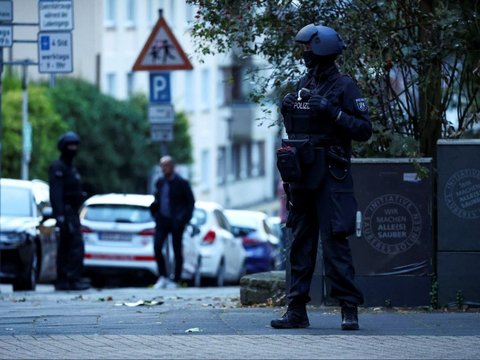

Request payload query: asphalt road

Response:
[0,284,479,359]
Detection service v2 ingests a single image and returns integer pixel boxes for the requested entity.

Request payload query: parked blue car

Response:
[224,210,280,274]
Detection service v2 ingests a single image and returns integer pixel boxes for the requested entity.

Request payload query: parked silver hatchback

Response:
[80,193,202,287]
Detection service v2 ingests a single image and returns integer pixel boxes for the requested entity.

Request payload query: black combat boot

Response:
[271,303,310,329]
[341,304,359,330]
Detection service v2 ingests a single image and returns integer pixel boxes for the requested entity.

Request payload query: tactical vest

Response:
[284,73,343,144]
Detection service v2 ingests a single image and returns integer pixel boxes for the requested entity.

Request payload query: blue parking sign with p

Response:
[149,72,171,103]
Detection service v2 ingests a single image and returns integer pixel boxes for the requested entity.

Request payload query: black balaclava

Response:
[303,51,337,72]
[60,143,78,163]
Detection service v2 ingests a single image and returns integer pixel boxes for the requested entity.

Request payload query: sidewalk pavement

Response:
[0,284,479,359]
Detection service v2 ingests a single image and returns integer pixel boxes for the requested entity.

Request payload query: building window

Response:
[239,143,248,179]
[104,0,116,27]
[169,0,175,27]
[221,65,248,105]
[201,68,211,111]
[125,0,136,28]
[217,146,226,185]
[201,149,211,191]
[184,72,194,112]
[231,143,239,181]
[251,141,265,177]
[106,72,117,97]
[186,2,194,24]
[126,72,134,98]
[217,69,225,107]
[147,0,158,26]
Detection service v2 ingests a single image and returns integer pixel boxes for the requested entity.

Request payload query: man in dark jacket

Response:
[49,131,89,291]
[150,155,195,288]
[272,24,372,330]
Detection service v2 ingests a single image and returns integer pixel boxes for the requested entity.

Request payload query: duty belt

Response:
[287,133,339,147]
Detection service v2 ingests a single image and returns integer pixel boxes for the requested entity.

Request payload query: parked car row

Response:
[1,179,282,291]
[0,178,58,291]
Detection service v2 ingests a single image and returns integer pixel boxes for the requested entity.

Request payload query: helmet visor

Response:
[295,24,317,44]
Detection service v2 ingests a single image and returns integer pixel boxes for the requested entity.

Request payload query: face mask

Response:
[62,147,78,160]
[302,50,318,68]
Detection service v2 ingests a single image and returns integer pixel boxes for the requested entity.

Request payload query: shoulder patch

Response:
[355,98,368,112]
[55,170,64,178]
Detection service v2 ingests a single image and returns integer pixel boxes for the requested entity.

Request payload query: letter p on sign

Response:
[149,72,171,103]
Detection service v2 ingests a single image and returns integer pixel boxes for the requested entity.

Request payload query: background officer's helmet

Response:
[295,24,346,56]
[57,131,80,151]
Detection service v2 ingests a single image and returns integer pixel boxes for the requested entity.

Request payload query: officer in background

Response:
[272,24,372,330]
[49,131,89,291]
[150,155,195,289]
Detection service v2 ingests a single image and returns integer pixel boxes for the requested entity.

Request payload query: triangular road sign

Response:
[132,16,193,71]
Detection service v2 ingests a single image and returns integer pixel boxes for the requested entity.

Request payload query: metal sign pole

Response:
[21,61,29,180]
[0,46,3,181]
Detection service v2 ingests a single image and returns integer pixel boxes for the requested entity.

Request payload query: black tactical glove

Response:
[281,93,296,115]
[308,95,341,120]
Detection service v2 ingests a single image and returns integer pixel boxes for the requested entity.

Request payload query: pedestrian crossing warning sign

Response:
[132,15,193,71]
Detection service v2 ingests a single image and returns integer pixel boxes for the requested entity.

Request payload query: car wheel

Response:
[215,260,225,287]
[193,256,202,287]
[238,261,247,283]
[13,241,38,291]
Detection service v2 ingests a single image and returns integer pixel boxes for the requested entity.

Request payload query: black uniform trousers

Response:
[287,169,364,307]
[57,208,84,284]
[154,218,185,282]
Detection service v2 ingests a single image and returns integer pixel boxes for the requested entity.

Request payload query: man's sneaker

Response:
[153,276,167,289]
[165,280,179,289]
[271,309,310,329]
[341,305,359,330]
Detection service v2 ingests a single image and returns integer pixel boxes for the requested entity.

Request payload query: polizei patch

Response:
[355,98,368,112]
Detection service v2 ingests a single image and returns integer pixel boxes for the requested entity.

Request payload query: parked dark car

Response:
[224,209,280,274]
[0,178,58,291]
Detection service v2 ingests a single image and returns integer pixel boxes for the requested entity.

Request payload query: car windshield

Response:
[231,225,256,236]
[82,204,153,223]
[0,186,32,217]
[191,208,207,226]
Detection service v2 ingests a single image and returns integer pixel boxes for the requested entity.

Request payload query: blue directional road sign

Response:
[149,72,171,104]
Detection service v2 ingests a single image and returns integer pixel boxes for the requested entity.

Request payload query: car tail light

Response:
[81,226,93,233]
[202,230,216,244]
[138,228,156,236]
[242,237,263,246]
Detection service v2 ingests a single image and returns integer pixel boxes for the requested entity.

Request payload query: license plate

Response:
[99,232,132,242]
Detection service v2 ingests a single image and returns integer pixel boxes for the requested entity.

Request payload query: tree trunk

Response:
[418,0,443,157]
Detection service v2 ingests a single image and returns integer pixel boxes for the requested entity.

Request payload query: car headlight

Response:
[0,232,28,246]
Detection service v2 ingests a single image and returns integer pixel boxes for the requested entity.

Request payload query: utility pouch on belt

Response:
[281,139,315,164]
[327,146,350,181]
[276,146,302,182]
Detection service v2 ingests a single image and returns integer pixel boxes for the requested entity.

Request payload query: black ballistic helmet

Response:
[57,131,80,151]
[295,24,346,56]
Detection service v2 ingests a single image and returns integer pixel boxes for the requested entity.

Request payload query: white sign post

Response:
[148,104,175,124]
[148,104,174,142]
[38,0,74,31]
[0,0,12,22]
[0,0,12,47]
[37,31,73,73]
[150,124,174,142]
[0,24,12,47]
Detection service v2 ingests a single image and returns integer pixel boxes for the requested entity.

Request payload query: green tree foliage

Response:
[2,75,66,180]
[187,0,479,157]
[49,78,159,195]
[171,111,193,164]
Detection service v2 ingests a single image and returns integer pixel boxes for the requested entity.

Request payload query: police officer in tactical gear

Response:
[272,24,372,330]
[49,131,89,291]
